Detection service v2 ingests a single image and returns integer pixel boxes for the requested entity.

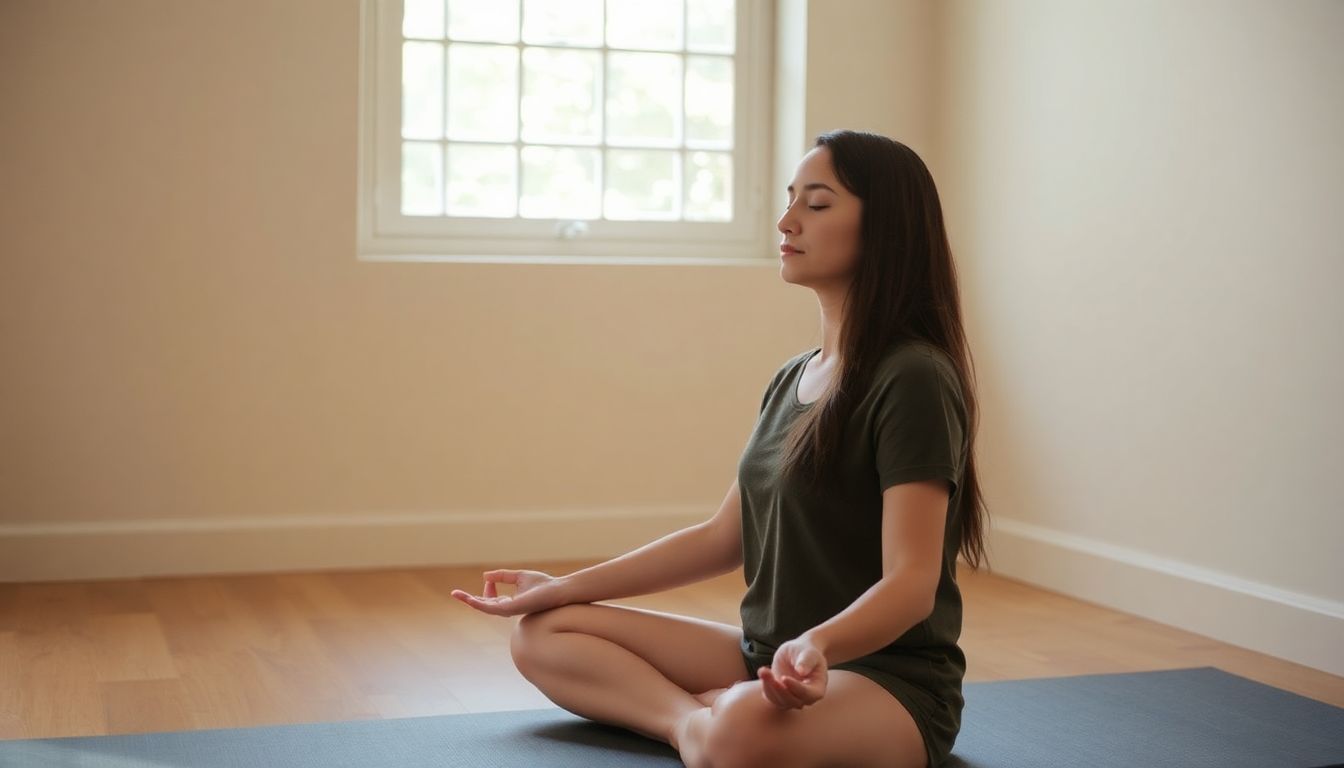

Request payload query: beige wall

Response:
[935,0,1343,675]
[0,1,932,576]
[3,1,1340,674]
[804,0,940,163]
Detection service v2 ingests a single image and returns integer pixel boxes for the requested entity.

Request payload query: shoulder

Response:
[875,340,959,385]
[869,341,965,417]
[771,347,820,381]
[789,346,821,367]
[759,347,820,400]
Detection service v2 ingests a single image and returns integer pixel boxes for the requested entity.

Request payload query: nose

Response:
[777,205,797,235]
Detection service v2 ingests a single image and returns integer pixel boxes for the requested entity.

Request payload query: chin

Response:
[780,259,812,282]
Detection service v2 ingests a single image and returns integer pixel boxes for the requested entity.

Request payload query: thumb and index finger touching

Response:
[795,647,822,675]
[450,568,518,603]
[481,567,505,597]
[774,646,822,682]
[481,569,520,597]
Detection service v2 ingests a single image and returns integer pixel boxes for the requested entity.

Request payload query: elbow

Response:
[701,521,743,573]
[724,545,744,570]
[920,595,936,621]
[918,581,938,619]
[721,541,745,573]
[885,571,936,620]
[904,588,934,622]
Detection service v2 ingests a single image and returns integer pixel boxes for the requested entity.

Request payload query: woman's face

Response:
[777,145,863,287]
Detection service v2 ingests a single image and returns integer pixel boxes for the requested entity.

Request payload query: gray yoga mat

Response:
[1,666,1341,767]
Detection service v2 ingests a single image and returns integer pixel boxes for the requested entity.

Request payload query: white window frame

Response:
[356,0,775,263]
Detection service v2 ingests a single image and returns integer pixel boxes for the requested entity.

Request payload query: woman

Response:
[451,129,989,768]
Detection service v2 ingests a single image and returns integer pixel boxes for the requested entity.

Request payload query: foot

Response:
[670,706,712,768]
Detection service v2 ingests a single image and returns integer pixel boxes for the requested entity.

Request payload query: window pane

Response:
[403,0,445,39]
[520,146,600,219]
[521,0,602,46]
[685,55,732,147]
[448,0,519,43]
[605,149,678,220]
[447,143,517,217]
[521,48,602,144]
[448,44,518,141]
[606,52,680,146]
[607,0,682,51]
[402,141,445,215]
[687,0,734,52]
[684,150,730,221]
[402,42,444,139]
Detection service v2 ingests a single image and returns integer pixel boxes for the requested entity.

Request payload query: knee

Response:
[508,604,572,673]
[701,681,790,768]
[508,614,533,668]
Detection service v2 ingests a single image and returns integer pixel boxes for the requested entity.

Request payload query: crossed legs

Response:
[509,602,928,768]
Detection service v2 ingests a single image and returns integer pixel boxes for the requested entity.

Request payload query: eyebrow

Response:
[786,182,836,194]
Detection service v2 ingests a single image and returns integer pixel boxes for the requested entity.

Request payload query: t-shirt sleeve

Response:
[872,353,966,495]
[759,373,777,414]
[757,356,794,415]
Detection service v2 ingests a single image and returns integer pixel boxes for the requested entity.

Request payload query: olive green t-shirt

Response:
[737,340,968,764]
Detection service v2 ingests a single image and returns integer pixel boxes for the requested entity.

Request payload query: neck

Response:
[813,283,849,363]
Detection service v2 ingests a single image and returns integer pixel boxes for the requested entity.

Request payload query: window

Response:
[357,0,774,262]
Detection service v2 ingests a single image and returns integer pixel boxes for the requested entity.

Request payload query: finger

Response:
[757,668,788,707]
[756,668,782,702]
[484,580,497,598]
[484,570,518,584]
[760,668,801,709]
[773,673,806,708]
[451,592,488,612]
[794,649,822,676]
[451,591,487,608]
[779,673,818,705]
[454,592,511,615]
[479,593,513,609]
[775,669,811,707]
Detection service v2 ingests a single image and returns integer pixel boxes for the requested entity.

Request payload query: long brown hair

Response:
[780,129,991,571]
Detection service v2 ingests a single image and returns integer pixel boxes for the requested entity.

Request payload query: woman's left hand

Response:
[756,635,828,709]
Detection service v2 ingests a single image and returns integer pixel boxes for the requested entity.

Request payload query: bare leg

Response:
[508,605,751,767]
[515,628,704,746]
[671,705,715,768]
[695,675,931,768]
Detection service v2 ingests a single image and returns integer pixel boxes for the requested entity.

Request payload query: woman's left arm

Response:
[758,478,950,708]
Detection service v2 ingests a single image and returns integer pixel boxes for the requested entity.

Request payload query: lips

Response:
[781,245,804,254]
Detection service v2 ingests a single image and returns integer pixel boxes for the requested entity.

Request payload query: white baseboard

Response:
[986,516,1344,678]
[6,508,1341,679]
[0,506,707,583]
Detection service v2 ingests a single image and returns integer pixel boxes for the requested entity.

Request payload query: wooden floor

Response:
[2,559,1341,740]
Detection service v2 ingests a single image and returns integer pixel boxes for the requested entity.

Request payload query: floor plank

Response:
[0,559,1339,739]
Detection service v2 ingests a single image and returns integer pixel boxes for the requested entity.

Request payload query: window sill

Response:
[356,252,782,266]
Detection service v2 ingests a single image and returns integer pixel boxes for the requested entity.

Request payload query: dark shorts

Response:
[740,646,956,768]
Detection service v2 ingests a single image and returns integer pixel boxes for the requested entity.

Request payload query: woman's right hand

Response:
[450,569,569,617]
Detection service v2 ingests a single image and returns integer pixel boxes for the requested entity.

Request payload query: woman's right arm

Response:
[451,478,745,615]
[557,478,745,604]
